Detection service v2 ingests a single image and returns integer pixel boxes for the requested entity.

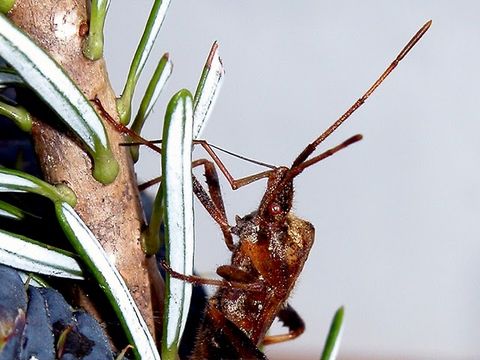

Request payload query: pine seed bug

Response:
[99,20,431,359]
[165,21,431,359]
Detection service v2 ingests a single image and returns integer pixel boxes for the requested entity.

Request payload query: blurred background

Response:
[105,1,479,359]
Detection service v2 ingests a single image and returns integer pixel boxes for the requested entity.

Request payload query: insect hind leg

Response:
[262,303,305,346]
[161,260,263,292]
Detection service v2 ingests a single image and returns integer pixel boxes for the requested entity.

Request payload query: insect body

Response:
[111,20,432,359]
[187,136,361,359]
[182,21,432,359]
[194,183,315,357]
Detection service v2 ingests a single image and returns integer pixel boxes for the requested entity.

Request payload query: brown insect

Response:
[161,21,432,359]
[99,20,431,359]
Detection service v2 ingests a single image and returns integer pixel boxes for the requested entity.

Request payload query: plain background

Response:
[105,1,479,359]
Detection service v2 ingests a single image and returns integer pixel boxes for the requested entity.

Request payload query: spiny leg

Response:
[262,303,305,346]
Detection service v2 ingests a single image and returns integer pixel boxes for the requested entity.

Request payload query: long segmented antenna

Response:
[292,20,432,168]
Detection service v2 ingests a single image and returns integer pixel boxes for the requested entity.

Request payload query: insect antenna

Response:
[287,134,363,180]
[292,20,431,168]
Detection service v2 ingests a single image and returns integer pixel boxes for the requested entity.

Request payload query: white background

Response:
[106,1,479,359]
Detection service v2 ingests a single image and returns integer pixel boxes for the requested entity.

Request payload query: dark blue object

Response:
[0,265,27,360]
[20,286,55,360]
[73,311,113,360]
[38,288,75,330]
[0,267,114,360]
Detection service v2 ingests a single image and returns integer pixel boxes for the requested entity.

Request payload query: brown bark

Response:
[8,0,158,339]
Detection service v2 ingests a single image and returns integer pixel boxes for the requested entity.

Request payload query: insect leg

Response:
[138,176,161,191]
[262,303,305,346]
[216,264,258,283]
[138,144,273,192]
[161,260,263,292]
[195,139,274,190]
[137,156,245,250]
[91,96,163,154]
[192,158,234,250]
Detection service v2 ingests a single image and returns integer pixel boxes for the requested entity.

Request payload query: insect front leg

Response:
[136,138,275,191]
[262,303,305,346]
[192,158,234,250]
[194,139,274,190]
[135,156,234,249]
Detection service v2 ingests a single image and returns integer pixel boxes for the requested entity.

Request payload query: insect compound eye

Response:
[268,202,282,216]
